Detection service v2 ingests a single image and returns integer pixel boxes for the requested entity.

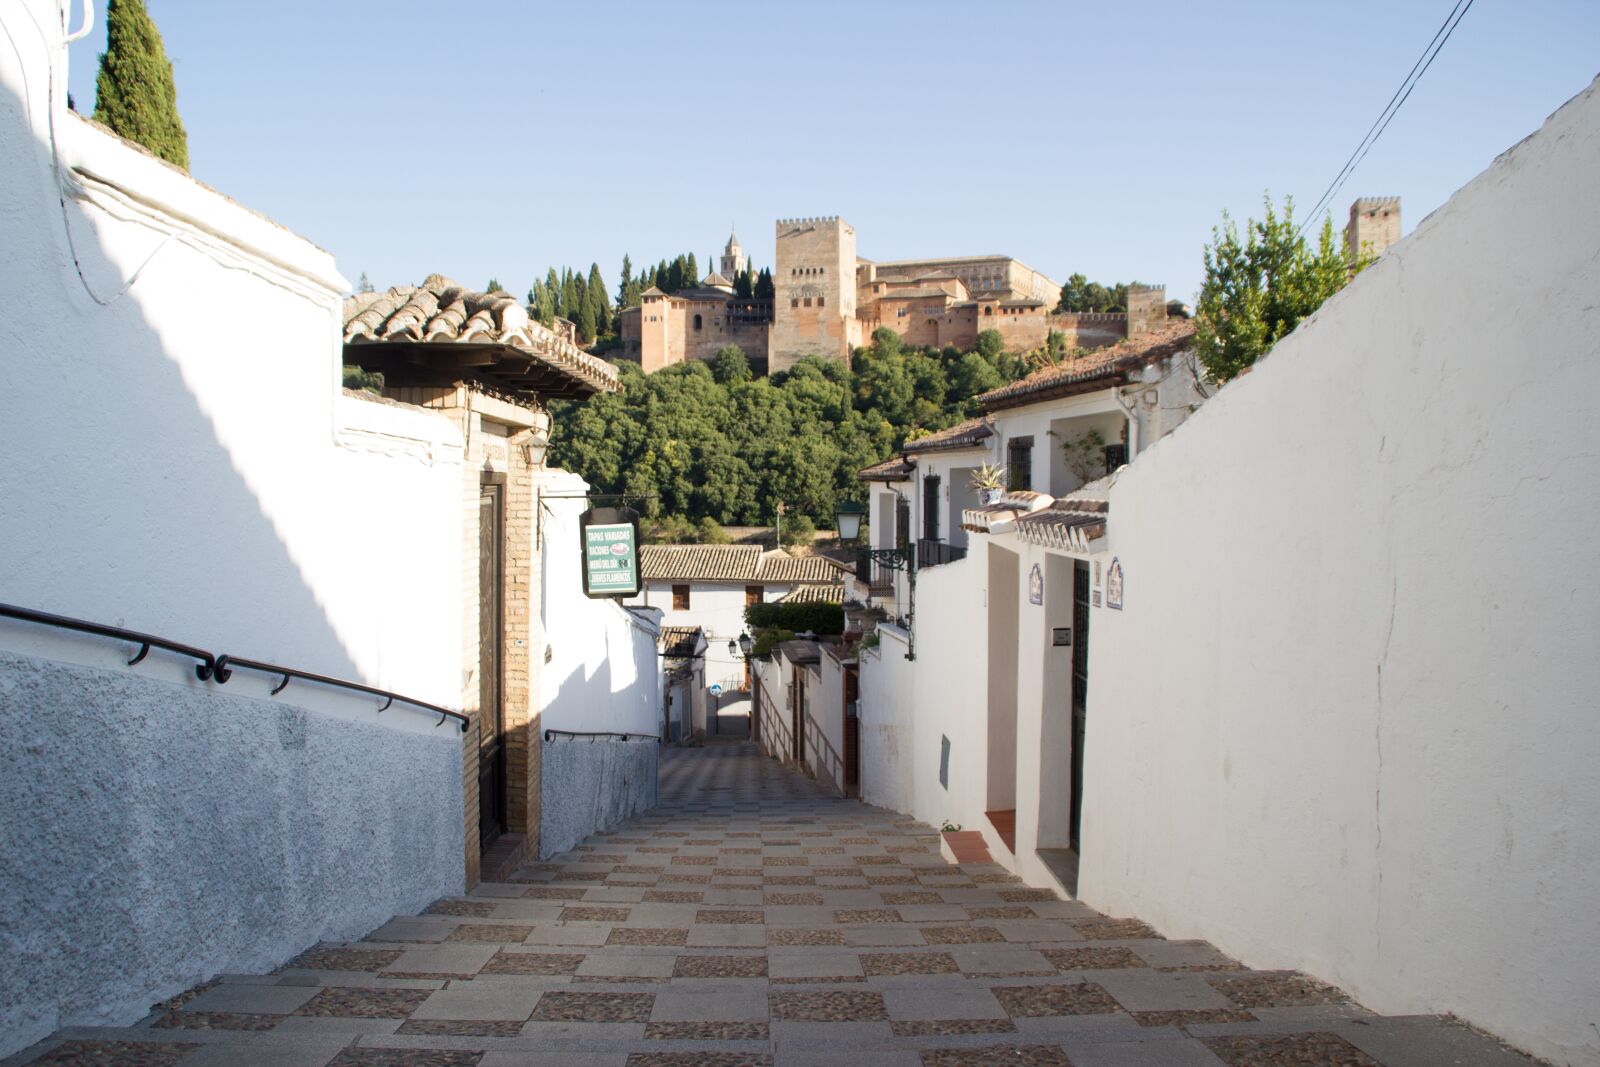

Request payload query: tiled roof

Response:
[780,582,845,604]
[757,552,850,584]
[343,275,620,399]
[1013,497,1110,553]
[876,288,953,301]
[961,490,1052,534]
[776,640,823,665]
[641,545,763,582]
[659,625,703,659]
[639,546,844,587]
[859,456,916,482]
[901,418,993,454]
[978,319,1196,412]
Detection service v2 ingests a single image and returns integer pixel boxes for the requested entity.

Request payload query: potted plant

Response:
[969,463,1007,505]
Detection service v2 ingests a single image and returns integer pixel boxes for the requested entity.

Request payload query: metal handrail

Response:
[544,728,657,743]
[0,602,217,680]
[0,601,469,733]
[215,654,470,733]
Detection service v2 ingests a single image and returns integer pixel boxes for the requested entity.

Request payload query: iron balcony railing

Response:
[917,538,967,568]
[0,601,470,732]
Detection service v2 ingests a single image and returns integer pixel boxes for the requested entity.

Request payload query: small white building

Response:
[627,545,847,695]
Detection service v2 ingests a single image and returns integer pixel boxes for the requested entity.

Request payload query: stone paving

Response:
[8,741,1544,1067]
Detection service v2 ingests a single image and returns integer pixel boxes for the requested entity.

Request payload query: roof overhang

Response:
[344,340,615,402]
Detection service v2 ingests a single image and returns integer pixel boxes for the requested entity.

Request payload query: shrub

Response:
[746,601,844,636]
[779,514,816,547]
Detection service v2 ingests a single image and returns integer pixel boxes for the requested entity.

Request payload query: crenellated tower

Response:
[769,216,860,372]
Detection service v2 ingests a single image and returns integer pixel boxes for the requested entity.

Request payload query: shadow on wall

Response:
[0,74,458,1056]
[0,96,361,675]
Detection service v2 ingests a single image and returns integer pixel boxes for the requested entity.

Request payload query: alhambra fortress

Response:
[618,199,1402,374]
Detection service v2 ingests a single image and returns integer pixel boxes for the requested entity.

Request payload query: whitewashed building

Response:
[626,545,847,698]
[854,78,1600,1067]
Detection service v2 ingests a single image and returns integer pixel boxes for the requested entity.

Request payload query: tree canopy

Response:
[94,0,188,169]
[546,335,1028,531]
[1195,195,1356,383]
[1056,274,1133,313]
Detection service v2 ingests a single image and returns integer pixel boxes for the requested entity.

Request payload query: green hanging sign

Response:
[580,506,641,599]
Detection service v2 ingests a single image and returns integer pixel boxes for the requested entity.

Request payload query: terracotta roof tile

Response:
[1013,496,1110,552]
[641,545,762,582]
[780,582,845,604]
[756,552,850,584]
[978,319,1196,412]
[659,626,703,659]
[343,275,619,399]
[859,456,916,482]
[901,418,992,455]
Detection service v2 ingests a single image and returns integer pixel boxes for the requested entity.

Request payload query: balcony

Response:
[917,538,967,568]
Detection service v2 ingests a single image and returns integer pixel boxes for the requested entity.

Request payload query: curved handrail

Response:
[0,602,216,680]
[215,654,469,733]
[544,728,658,743]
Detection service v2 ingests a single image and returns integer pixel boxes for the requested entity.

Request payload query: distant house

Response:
[658,625,707,742]
[626,546,847,692]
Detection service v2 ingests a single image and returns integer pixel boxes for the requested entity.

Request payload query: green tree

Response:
[94,0,188,169]
[779,513,816,548]
[696,516,731,544]
[712,345,752,385]
[685,252,698,286]
[356,272,375,294]
[485,278,503,293]
[585,263,610,335]
[617,255,633,306]
[975,329,1006,360]
[1195,195,1354,383]
[575,297,597,343]
[754,268,774,299]
[1056,275,1130,313]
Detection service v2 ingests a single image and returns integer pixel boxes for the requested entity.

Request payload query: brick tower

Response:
[769,216,861,373]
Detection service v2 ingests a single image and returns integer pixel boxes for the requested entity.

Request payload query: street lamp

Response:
[738,632,753,657]
[835,500,864,543]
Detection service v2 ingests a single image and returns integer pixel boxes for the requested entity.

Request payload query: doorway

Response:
[791,665,805,763]
[1069,560,1090,852]
[478,476,507,849]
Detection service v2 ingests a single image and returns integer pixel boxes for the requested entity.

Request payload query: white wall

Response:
[0,649,463,1059]
[633,581,781,693]
[0,13,470,1054]
[538,470,660,737]
[1080,80,1600,1066]
[0,3,463,707]
[857,549,993,840]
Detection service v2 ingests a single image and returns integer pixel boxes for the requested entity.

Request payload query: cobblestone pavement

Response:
[9,742,1542,1067]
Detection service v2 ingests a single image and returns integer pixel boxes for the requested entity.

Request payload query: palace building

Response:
[619,203,1399,375]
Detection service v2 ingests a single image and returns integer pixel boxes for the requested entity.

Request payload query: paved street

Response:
[10,742,1540,1067]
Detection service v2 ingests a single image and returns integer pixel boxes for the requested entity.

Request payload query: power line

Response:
[1298,0,1477,236]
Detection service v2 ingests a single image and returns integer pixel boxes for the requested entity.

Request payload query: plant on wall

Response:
[1061,428,1107,483]
[968,464,1007,492]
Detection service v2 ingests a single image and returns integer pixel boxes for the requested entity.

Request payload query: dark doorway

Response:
[1069,559,1090,852]
[791,665,805,763]
[843,665,860,796]
[478,476,507,849]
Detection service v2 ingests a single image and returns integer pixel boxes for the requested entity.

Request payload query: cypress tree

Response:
[685,252,698,286]
[94,0,189,169]
[617,255,633,306]
[544,269,560,319]
[561,269,578,319]
[586,263,610,335]
[575,298,597,344]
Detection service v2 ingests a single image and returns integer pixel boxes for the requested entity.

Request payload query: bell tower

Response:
[721,231,748,280]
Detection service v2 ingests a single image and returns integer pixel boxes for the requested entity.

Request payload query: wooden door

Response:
[478,480,507,848]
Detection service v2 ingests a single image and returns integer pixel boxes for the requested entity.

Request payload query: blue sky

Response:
[69,1,1598,303]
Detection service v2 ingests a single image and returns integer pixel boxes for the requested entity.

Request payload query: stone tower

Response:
[721,231,748,280]
[770,216,861,373]
[1345,197,1401,265]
